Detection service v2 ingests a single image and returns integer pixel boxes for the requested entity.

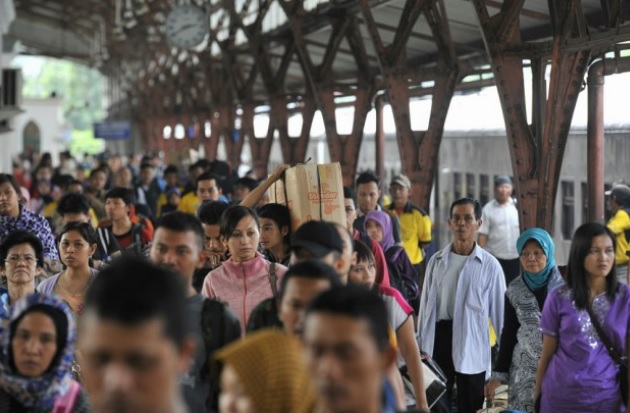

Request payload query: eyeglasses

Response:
[520,250,545,260]
[5,255,37,265]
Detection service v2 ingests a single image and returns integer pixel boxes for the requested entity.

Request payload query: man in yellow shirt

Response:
[606,184,630,284]
[177,172,223,215]
[387,174,432,287]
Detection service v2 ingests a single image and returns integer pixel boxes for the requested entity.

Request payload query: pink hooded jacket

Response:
[202,252,287,331]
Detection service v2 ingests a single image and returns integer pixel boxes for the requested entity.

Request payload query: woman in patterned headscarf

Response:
[215,329,316,413]
[484,228,564,412]
[0,293,89,412]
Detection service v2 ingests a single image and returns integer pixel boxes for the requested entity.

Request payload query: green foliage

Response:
[17,57,105,130]
[69,129,105,156]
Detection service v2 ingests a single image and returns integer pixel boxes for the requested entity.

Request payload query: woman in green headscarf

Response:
[483,228,564,413]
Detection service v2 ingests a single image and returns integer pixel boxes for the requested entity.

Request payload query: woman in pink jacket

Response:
[202,205,287,331]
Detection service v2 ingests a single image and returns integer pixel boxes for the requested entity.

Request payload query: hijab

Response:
[365,210,394,251]
[0,293,76,412]
[516,228,556,291]
[214,329,316,413]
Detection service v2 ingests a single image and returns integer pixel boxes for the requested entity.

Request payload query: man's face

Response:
[279,277,332,337]
[197,179,221,202]
[233,185,250,201]
[448,203,481,243]
[140,167,154,185]
[303,313,392,413]
[389,183,409,207]
[344,198,358,231]
[150,228,203,283]
[494,183,513,203]
[80,314,193,413]
[201,223,226,267]
[105,198,129,221]
[165,173,178,188]
[357,182,380,213]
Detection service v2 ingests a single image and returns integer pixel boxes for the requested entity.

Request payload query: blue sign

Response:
[93,121,131,140]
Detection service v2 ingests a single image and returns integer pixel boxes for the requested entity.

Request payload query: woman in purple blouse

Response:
[534,223,630,412]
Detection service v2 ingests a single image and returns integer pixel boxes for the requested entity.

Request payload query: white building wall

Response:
[0,0,17,172]
[0,97,66,172]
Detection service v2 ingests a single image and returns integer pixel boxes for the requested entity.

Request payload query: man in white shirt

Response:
[418,198,505,413]
[478,176,520,285]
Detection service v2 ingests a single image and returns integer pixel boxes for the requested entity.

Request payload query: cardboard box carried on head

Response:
[269,162,345,231]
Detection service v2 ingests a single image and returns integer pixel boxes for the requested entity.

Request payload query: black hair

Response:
[355,171,379,187]
[56,174,76,191]
[83,256,189,348]
[305,285,390,351]
[196,172,221,189]
[57,193,91,217]
[0,174,23,204]
[59,222,98,246]
[279,260,342,300]
[197,200,230,226]
[567,223,618,309]
[156,212,205,251]
[343,186,357,207]
[258,203,291,247]
[353,239,375,265]
[0,230,44,267]
[105,187,135,205]
[89,167,107,179]
[164,165,179,176]
[220,205,260,239]
[140,162,154,170]
[449,197,482,220]
[67,179,84,191]
[234,177,258,192]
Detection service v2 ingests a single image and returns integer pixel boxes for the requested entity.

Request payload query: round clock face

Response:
[165,5,208,49]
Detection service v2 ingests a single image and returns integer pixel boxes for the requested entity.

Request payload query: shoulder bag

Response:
[586,304,628,404]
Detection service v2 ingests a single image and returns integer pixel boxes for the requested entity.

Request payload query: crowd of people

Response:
[0,151,628,413]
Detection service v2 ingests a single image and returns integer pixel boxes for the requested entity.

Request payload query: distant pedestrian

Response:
[606,184,630,284]
[479,176,520,285]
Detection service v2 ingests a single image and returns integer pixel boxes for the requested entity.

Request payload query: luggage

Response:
[269,162,345,230]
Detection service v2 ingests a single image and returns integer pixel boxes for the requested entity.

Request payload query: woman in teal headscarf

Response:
[483,228,564,413]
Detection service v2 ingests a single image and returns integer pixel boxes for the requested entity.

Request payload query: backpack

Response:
[96,222,148,258]
[200,298,241,411]
[385,246,420,313]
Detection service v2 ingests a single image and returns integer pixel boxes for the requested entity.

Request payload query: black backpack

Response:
[385,246,420,313]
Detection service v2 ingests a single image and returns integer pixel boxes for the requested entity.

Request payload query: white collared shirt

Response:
[418,243,506,378]
[479,198,520,259]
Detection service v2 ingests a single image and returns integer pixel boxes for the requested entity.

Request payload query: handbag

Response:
[400,350,448,409]
[585,304,628,404]
[52,379,80,413]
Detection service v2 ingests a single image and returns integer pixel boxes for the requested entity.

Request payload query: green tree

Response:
[18,57,105,130]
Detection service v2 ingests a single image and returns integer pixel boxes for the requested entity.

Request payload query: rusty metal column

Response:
[587,64,605,223]
[375,95,385,184]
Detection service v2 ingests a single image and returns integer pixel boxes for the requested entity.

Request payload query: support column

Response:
[375,95,385,184]
[360,0,459,210]
[472,0,591,230]
[319,85,374,186]
[587,66,605,224]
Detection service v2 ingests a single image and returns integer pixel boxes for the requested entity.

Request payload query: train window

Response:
[454,173,462,200]
[561,181,575,240]
[480,175,489,206]
[466,173,476,199]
